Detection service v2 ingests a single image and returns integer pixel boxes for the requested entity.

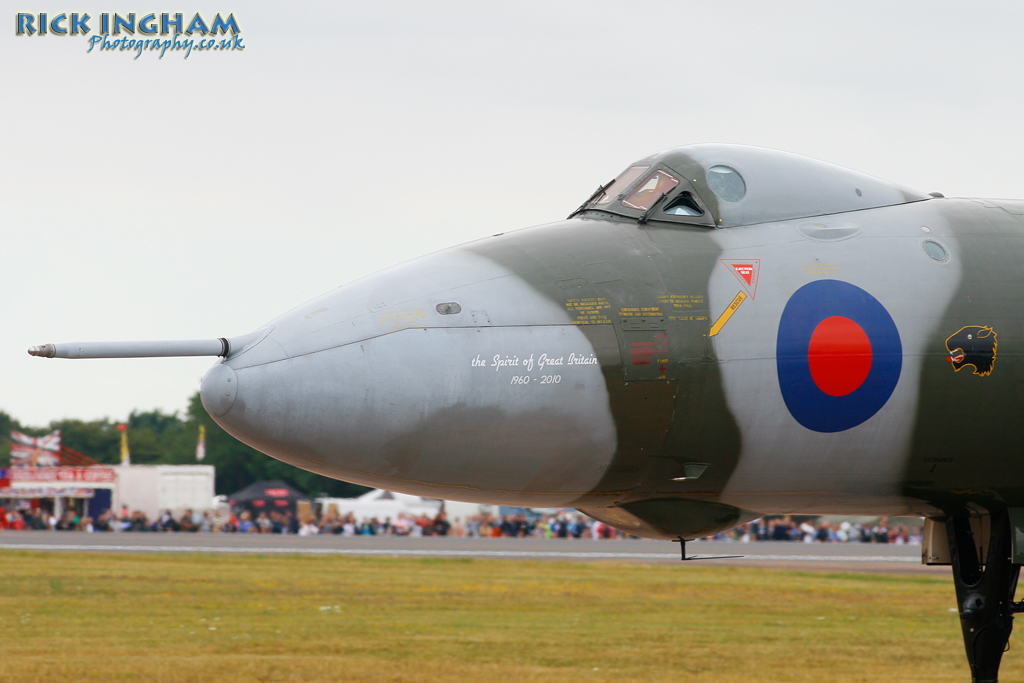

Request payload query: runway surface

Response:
[0,531,945,574]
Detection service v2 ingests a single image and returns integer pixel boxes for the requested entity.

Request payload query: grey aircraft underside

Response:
[29,144,1024,682]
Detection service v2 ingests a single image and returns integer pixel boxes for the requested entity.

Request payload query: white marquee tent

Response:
[316,489,495,522]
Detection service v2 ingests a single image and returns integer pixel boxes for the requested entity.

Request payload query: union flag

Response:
[10,430,61,468]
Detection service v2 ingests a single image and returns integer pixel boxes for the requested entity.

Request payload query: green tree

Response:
[0,410,24,466]
[125,409,189,464]
[48,419,120,464]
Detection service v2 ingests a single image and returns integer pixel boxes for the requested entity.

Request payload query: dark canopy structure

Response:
[227,479,308,515]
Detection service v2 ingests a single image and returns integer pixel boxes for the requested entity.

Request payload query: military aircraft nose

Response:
[200,361,237,417]
[204,245,618,506]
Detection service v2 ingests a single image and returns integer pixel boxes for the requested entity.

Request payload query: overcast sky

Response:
[3,1,1023,427]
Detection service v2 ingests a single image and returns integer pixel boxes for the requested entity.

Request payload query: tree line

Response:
[0,392,368,499]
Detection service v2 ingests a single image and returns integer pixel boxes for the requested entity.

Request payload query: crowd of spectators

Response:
[711,517,922,545]
[0,504,922,543]
[0,506,603,537]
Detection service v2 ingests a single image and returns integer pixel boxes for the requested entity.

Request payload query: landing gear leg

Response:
[947,510,1021,683]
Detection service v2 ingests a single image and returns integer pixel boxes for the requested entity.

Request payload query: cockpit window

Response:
[622,170,680,210]
[706,165,746,202]
[664,192,704,217]
[594,165,650,205]
[592,144,930,228]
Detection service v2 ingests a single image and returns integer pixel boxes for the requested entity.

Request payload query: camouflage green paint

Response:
[465,213,745,533]
[905,199,1024,513]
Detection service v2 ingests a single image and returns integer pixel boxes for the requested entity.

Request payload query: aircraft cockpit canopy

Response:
[579,144,929,228]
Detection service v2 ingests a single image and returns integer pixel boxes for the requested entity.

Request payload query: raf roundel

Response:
[776,280,902,433]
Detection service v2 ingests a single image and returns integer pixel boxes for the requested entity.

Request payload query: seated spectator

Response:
[873,517,890,544]
[159,510,180,532]
[411,514,428,537]
[9,511,25,531]
[237,511,255,533]
[392,513,411,536]
[432,512,450,537]
[133,511,149,531]
[299,516,319,536]
[178,510,197,533]
[56,511,76,531]
[94,510,112,532]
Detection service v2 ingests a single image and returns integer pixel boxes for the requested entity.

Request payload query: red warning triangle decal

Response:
[720,259,761,299]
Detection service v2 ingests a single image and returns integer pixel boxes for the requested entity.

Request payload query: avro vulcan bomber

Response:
[30,144,1024,682]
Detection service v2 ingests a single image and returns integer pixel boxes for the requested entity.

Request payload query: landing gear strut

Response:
[947,510,1022,682]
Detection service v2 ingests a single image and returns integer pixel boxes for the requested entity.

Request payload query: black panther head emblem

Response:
[945,326,997,376]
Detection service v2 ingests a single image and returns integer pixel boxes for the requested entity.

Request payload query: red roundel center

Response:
[807,316,872,397]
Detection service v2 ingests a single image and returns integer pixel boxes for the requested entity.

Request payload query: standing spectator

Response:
[556,515,569,539]
[771,518,792,541]
[535,516,552,539]
[570,514,584,538]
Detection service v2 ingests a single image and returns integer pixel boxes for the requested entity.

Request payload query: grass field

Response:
[0,550,1017,682]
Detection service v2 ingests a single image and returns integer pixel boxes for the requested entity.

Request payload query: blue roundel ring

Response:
[776,280,902,433]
